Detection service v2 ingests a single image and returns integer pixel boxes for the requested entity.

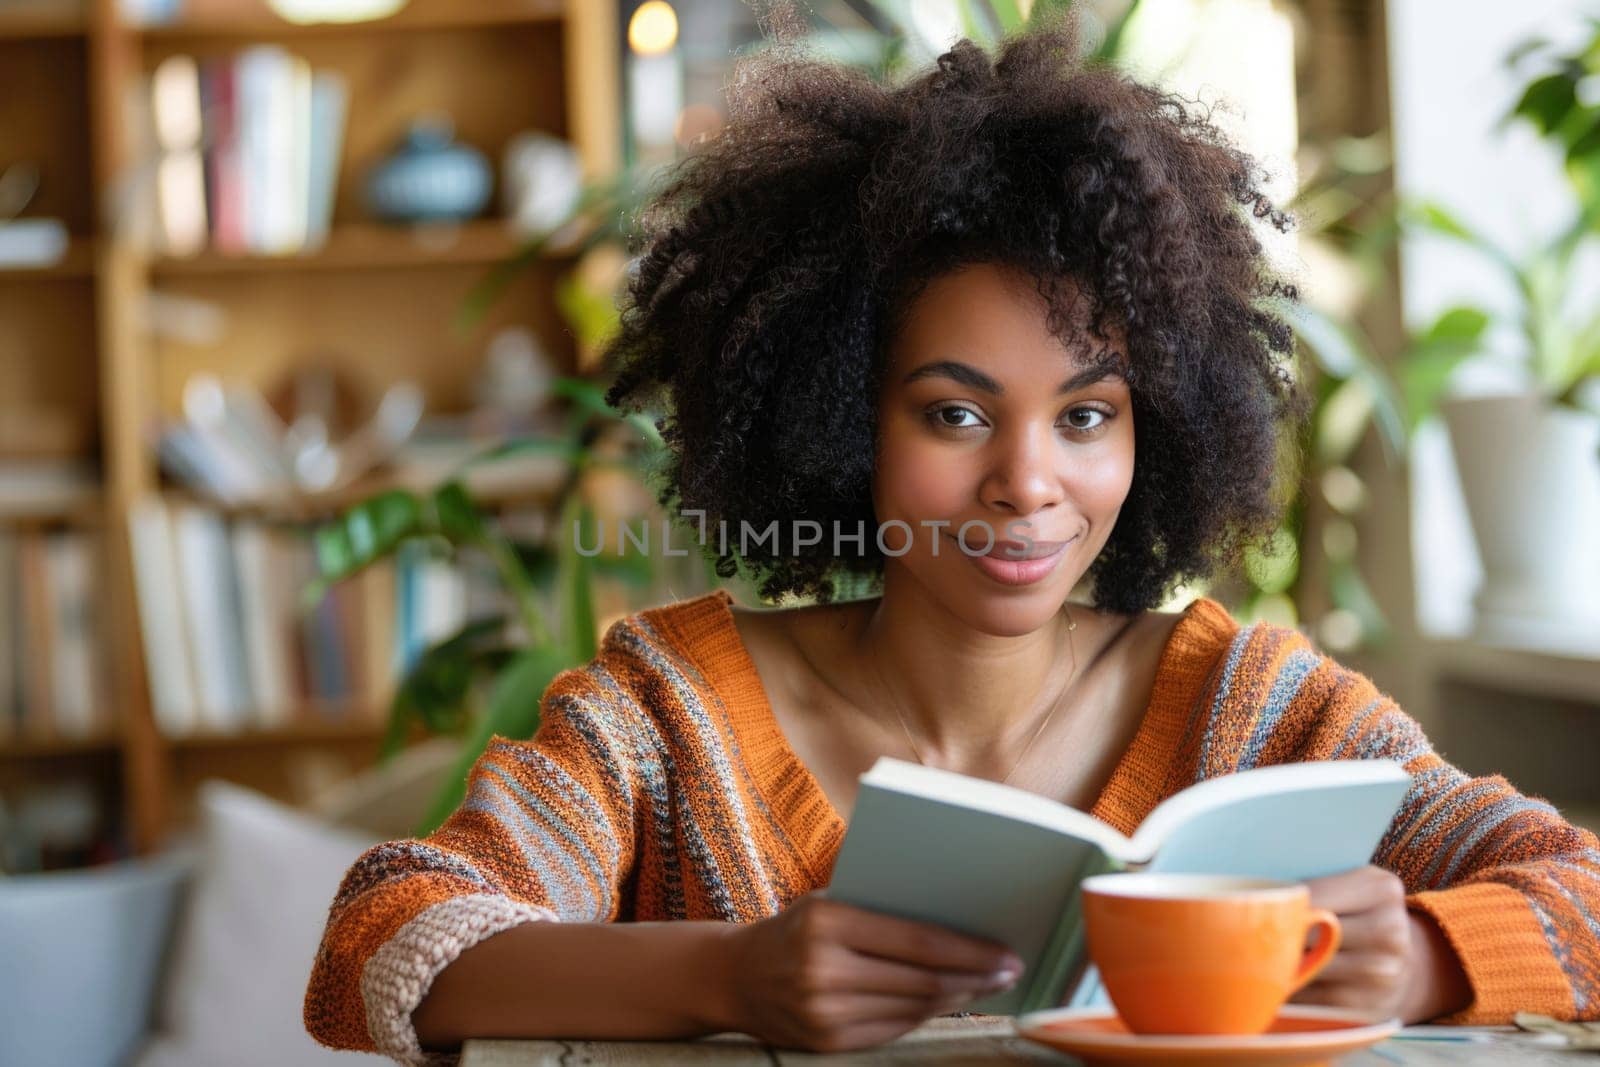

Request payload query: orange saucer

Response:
[1014,1005,1401,1066]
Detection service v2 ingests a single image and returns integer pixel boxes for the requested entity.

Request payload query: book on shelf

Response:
[128,498,518,738]
[0,528,112,744]
[43,533,104,739]
[152,53,208,257]
[145,44,348,257]
[0,458,98,517]
[230,519,296,723]
[824,756,1413,1016]
[128,500,201,734]
[0,534,14,735]
[171,506,255,728]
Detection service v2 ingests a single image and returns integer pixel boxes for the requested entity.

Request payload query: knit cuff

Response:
[1406,882,1572,1024]
[360,893,559,1065]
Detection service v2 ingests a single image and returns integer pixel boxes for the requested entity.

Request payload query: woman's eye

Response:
[929,405,984,429]
[1062,407,1110,434]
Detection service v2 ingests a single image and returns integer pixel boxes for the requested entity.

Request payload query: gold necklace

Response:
[881,605,1078,787]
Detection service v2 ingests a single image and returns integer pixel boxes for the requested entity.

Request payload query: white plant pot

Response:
[1440,392,1600,645]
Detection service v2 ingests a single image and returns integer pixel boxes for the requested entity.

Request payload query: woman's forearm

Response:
[411,919,742,1051]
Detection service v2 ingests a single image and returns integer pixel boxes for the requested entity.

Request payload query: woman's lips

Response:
[987,539,1072,560]
[946,532,1078,586]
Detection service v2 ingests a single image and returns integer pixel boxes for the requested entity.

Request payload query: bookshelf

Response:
[0,0,621,862]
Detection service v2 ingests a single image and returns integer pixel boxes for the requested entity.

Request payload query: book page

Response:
[858,757,1137,860]
[1128,759,1412,866]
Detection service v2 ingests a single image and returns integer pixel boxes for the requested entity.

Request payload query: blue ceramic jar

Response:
[365,116,492,223]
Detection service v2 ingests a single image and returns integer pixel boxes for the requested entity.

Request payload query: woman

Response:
[305,15,1600,1062]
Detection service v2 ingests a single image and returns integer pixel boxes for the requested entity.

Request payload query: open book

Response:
[824,757,1412,1015]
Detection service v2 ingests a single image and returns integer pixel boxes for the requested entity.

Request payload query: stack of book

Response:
[145,45,349,256]
[127,499,513,737]
[0,530,112,743]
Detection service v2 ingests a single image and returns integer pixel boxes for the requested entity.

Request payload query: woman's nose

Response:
[980,426,1064,516]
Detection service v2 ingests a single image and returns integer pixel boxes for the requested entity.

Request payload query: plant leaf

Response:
[414,644,573,836]
[1329,558,1393,647]
[558,497,599,663]
[556,271,623,351]
[1287,303,1408,462]
[1096,0,1143,62]
[1401,200,1526,294]
[1421,308,1492,353]
[1509,71,1579,136]
[1504,34,1553,70]
[955,0,995,50]
[1565,109,1600,162]
[432,480,489,544]
[388,616,513,742]
[305,490,424,607]
[1396,307,1490,433]
[990,0,1025,34]
[591,545,654,587]
[462,436,583,466]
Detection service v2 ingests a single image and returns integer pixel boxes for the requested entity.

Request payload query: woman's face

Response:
[872,261,1136,636]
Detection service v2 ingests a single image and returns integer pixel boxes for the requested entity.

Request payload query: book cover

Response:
[285,53,313,251]
[128,499,201,736]
[360,558,398,717]
[15,533,56,739]
[150,53,208,256]
[825,756,1412,1015]
[0,531,17,739]
[305,70,348,248]
[231,519,295,728]
[43,533,98,739]
[235,45,299,254]
[172,506,254,729]
[201,54,246,254]
[302,585,352,709]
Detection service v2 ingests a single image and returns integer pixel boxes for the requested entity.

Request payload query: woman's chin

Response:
[942,579,1077,638]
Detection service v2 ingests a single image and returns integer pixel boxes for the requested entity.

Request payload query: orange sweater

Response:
[305,589,1600,1061]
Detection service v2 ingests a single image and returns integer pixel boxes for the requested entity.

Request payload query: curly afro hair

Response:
[602,8,1312,613]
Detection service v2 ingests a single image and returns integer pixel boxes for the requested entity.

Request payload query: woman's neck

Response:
[824,577,1101,773]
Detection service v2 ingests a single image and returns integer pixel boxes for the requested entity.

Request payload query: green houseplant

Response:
[307,380,688,835]
[1236,129,1408,650]
[1392,26,1600,642]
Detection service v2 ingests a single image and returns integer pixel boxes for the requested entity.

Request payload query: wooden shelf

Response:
[0,490,103,525]
[0,236,96,279]
[0,731,121,758]
[133,0,563,39]
[0,10,86,40]
[149,220,569,278]
[167,714,389,748]
[157,467,563,524]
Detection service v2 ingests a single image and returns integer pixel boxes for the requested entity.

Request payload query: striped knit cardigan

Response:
[304,589,1600,1062]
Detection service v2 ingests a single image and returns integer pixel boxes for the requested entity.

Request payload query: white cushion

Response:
[134,780,387,1066]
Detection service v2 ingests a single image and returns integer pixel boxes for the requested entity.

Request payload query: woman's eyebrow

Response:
[901,359,1121,396]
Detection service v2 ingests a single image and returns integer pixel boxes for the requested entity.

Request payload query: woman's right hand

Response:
[712,891,1024,1053]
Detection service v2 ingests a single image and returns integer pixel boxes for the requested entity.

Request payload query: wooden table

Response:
[460,1014,1582,1065]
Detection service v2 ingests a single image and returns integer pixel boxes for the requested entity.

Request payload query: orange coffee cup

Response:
[1081,873,1341,1036]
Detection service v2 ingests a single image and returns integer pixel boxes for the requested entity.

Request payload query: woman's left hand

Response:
[1291,865,1471,1023]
